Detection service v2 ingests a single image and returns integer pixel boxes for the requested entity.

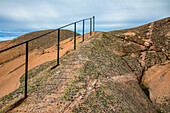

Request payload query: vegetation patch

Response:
[140,84,150,98]
[63,85,80,101]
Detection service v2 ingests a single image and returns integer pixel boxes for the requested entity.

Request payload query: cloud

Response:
[0,30,26,34]
[0,36,16,41]
[0,1,60,22]
[0,0,169,33]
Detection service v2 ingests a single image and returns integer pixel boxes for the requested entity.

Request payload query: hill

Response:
[0,29,80,64]
[0,17,169,112]
[0,29,81,99]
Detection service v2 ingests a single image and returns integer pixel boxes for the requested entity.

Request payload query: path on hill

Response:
[0,34,89,98]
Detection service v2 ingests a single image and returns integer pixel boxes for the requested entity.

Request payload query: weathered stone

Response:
[141,61,170,112]
[2,17,169,113]
[149,46,157,51]
[144,41,151,47]
[72,78,156,113]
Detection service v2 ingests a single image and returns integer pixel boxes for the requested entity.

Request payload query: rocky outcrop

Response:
[105,17,170,112]
[3,32,156,113]
[141,61,170,112]
[1,17,169,112]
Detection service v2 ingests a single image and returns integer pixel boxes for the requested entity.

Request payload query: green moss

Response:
[140,84,150,97]
[63,85,80,101]
[156,109,164,113]
[140,84,148,90]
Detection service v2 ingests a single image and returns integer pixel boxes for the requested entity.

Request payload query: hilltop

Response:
[0,29,80,64]
[0,17,169,113]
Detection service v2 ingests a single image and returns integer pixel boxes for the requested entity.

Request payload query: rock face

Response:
[105,17,170,112]
[1,17,169,112]
[141,61,170,112]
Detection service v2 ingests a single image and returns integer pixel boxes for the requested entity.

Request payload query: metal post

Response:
[90,18,92,35]
[93,16,95,32]
[83,20,85,41]
[25,42,28,98]
[57,29,60,66]
[74,23,76,50]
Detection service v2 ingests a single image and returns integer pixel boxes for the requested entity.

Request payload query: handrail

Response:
[0,17,94,53]
[0,16,95,98]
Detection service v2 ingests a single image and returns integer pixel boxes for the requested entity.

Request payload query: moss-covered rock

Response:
[72,79,156,113]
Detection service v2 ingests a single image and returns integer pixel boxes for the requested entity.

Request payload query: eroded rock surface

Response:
[1,17,169,113]
[142,61,170,112]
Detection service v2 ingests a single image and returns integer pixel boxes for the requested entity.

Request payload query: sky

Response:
[0,0,169,41]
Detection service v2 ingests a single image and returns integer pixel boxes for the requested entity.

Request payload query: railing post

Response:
[74,23,76,50]
[83,20,85,41]
[93,16,95,32]
[90,18,92,35]
[25,42,28,98]
[57,29,60,66]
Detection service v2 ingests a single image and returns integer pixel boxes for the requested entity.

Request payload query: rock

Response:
[79,96,84,99]
[124,32,136,36]
[3,17,169,113]
[141,61,170,112]
[72,78,156,113]
[144,41,151,47]
[122,42,145,53]
[149,46,157,51]
[144,51,167,70]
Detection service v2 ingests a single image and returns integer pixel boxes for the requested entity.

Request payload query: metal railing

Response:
[0,16,95,98]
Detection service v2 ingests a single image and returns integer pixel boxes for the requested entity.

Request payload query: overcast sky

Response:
[0,0,169,41]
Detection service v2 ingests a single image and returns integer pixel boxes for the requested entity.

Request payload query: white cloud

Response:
[0,36,16,41]
[97,23,131,28]
[0,0,169,32]
[0,1,60,22]
[0,30,26,34]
